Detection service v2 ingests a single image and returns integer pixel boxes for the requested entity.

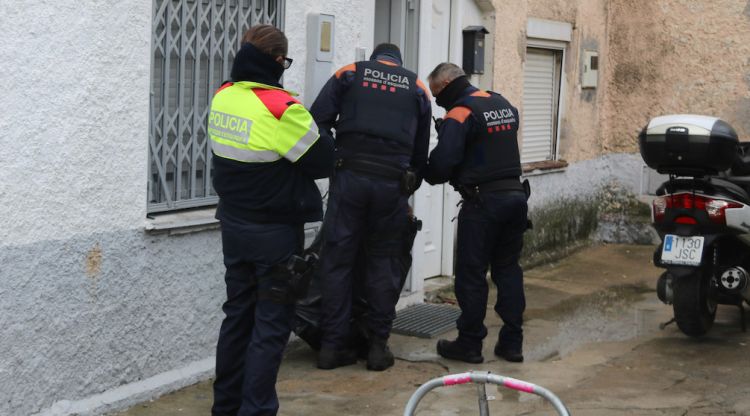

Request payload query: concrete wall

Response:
[522,153,652,267]
[0,1,229,415]
[491,0,610,164]
[0,0,151,246]
[490,0,750,164]
[486,0,663,263]
[283,0,375,104]
[0,1,379,415]
[487,0,749,258]
[602,0,750,151]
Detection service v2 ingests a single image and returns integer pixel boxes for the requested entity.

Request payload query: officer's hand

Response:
[432,117,444,134]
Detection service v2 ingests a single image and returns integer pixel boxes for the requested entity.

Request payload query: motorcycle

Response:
[640,114,750,337]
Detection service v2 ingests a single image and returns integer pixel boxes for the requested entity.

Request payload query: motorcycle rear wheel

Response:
[672,270,717,337]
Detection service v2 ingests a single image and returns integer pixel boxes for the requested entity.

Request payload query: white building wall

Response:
[0,2,226,415]
[283,0,376,104]
[0,1,382,415]
[0,0,151,248]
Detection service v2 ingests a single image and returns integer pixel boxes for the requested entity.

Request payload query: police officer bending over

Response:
[310,44,432,371]
[209,25,334,416]
[425,63,528,364]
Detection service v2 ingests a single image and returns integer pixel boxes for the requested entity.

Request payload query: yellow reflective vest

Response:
[208,81,320,164]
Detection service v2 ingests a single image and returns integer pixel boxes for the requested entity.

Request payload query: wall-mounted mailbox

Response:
[462,26,489,75]
[582,50,598,88]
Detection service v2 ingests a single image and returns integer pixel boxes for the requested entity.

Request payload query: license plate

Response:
[661,235,704,266]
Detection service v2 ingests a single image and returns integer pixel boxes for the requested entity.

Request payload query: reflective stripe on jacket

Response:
[208,81,319,164]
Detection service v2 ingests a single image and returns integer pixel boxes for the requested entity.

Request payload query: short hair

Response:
[428,62,465,84]
[241,24,287,57]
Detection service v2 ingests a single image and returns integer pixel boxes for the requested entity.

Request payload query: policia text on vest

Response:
[209,110,253,144]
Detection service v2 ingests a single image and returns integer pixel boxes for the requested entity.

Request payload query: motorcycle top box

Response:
[639,114,738,176]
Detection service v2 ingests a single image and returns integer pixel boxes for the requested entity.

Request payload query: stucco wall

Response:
[283,0,375,104]
[0,0,151,248]
[1,231,224,416]
[552,0,609,162]
[491,0,610,164]
[0,2,227,415]
[602,0,750,151]
[491,0,750,164]
[0,1,380,414]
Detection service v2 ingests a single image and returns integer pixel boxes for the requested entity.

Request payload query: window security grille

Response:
[148,0,284,213]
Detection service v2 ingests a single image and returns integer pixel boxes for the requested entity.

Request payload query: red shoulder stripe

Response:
[253,89,299,120]
[215,82,234,95]
[470,90,491,98]
[445,106,472,123]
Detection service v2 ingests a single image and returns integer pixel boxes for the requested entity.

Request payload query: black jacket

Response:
[425,82,521,187]
[309,55,432,175]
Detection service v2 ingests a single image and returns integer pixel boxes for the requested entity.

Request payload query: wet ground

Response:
[114,244,750,415]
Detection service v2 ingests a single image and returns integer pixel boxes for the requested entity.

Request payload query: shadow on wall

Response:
[521,181,655,269]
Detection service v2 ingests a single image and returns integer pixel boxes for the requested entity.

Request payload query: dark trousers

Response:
[454,191,528,351]
[212,218,301,416]
[319,170,409,350]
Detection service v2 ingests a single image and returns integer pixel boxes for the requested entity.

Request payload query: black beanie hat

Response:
[370,43,402,64]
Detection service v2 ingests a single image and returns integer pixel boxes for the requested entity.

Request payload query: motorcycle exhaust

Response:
[657,272,674,304]
[719,267,750,300]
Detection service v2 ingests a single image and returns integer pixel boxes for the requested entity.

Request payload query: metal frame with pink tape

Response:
[403,371,571,416]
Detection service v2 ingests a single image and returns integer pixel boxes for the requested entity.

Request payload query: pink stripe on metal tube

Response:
[503,378,536,393]
[443,373,472,386]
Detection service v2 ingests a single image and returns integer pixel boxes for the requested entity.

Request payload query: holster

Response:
[258,253,318,304]
[286,252,318,300]
[366,215,423,257]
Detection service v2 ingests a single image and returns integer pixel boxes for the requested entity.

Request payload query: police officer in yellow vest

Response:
[208,25,334,416]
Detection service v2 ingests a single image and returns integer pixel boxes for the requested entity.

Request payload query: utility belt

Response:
[335,158,419,195]
[457,178,530,201]
[255,252,318,304]
[457,178,533,230]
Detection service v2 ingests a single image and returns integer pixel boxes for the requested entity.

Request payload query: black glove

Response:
[432,116,444,134]
[400,170,420,195]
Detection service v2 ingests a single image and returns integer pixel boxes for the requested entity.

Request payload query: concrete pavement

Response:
[113,243,750,415]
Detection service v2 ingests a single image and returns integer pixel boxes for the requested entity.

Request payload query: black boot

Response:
[494,342,524,363]
[366,337,395,371]
[436,339,484,363]
[317,348,357,370]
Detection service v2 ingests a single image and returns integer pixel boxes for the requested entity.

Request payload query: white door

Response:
[411,0,453,282]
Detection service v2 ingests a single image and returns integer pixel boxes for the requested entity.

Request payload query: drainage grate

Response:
[392,303,461,338]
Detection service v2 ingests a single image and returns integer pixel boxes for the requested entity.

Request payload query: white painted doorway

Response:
[411,0,454,285]
[374,0,428,296]
[374,0,465,303]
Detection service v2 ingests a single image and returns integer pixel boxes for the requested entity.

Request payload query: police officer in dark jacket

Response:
[210,25,334,416]
[310,43,432,371]
[425,63,528,364]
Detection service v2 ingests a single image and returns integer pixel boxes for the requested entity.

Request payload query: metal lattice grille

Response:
[391,303,461,338]
[148,0,284,213]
